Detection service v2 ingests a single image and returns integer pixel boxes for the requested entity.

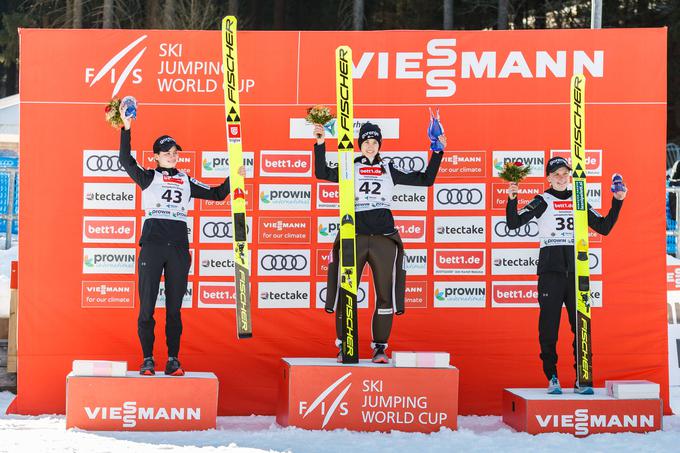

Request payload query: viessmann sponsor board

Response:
[277,359,459,432]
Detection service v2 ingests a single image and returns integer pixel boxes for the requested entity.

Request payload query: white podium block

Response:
[605,380,660,399]
[72,360,127,377]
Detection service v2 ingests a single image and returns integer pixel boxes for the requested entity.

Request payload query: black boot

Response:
[140,357,155,376]
[165,357,185,376]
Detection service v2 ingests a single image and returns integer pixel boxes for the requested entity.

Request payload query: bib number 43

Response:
[161,189,183,203]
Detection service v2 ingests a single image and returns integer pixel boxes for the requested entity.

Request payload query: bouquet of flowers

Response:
[305,105,334,125]
[498,161,531,183]
[104,98,123,129]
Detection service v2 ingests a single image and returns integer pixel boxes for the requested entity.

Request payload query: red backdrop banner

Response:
[16,27,669,415]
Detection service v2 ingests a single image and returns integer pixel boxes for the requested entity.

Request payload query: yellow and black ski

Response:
[570,74,592,391]
[221,16,251,338]
[335,45,358,363]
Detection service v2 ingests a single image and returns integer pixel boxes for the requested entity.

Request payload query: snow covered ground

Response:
[0,388,679,453]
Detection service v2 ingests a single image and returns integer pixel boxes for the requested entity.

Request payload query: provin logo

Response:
[84,36,147,96]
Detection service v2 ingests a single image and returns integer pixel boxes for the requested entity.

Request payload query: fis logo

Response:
[84,36,147,96]
[298,372,352,428]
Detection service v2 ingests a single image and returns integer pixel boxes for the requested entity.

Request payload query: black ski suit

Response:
[314,143,443,346]
[119,128,231,358]
[506,188,623,380]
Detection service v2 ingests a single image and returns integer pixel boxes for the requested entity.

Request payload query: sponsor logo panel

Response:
[83,150,136,177]
[433,183,485,210]
[317,183,339,209]
[492,151,545,177]
[316,249,332,276]
[156,282,193,308]
[391,185,428,211]
[199,184,254,211]
[257,249,311,276]
[199,216,253,243]
[586,183,602,210]
[403,249,428,276]
[260,150,312,177]
[81,281,135,308]
[259,281,311,308]
[83,183,136,210]
[143,151,196,176]
[491,248,539,275]
[433,282,486,308]
[83,217,136,243]
[315,281,369,310]
[394,216,426,242]
[405,281,427,309]
[589,248,602,275]
[434,216,486,243]
[198,249,252,277]
[317,217,340,243]
[380,151,429,174]
[438,151,486,178]
[258,217,311,244]
[550,149,603,176]
[197,282,235,308]
[491,182,543,210]
[259,184,312,211]
[434,249,485,275]
[491,216,539,243]
[83,248,136,274]
[492,280,602,307]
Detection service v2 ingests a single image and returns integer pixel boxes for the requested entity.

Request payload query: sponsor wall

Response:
[17,28,668,415]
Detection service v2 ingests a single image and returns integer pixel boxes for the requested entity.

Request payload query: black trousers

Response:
[537,271,578,380]
[333,234,398,345]
[137,244,192,358]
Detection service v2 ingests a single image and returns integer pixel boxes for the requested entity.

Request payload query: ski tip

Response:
[238,333,253,339]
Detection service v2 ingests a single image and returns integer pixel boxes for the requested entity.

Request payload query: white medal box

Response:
[72,360,127,377]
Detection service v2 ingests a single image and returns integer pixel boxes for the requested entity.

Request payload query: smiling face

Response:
[547,167,571,191]
[360,138,380,161]
[155,146,179,168]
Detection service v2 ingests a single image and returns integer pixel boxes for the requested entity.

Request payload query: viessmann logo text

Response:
[351,40,604,97]
[84,401,201,428]
[535,408,655,436]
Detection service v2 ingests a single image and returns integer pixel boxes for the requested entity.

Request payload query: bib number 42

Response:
[358,181,381,195]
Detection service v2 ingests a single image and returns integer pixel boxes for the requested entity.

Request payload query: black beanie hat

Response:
[358,122,382,149]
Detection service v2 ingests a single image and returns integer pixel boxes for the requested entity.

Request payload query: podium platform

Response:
[276,358,459,432]
[66,371,218,431]
[502,388,663,436]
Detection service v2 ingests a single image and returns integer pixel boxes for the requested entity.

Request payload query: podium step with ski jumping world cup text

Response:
[66,372,218,431]
[276,358,459,432]
[502,388,663,436]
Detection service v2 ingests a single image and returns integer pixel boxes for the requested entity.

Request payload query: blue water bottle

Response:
[121,96,137,120]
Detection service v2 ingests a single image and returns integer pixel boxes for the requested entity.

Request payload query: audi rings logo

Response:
[87,155,124,172]
[589,251,599,271]
[383,156,426,172]
[494,220,539,238]
[436,188,483,205]
[319,286,367,304]
[260,254,308,271]
[202,221,233,239]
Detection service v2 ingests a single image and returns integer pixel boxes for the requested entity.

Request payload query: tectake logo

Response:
[258,217,311,244]
[491,182,543,210]
[83,248,136,274]
[257,250,311,276]
[433,282,486,308]
[439,151,486,178]
[198,249,251,277]
[394,217,426,242]
[317,183,339,209]
[434,249,485,275]
[316,282,369,309]
[201,151,254,179]
[260,151,312,177]
[550,150,603,176]
[492,151,545,177]
[391,186,428,211]
[84,35,147,96]
[83,150,134,177]
[259,184,312,211]
[405,281,427,309]
[199,216,252,243]
[433,183,485,210]
[81,281,135,308]
[317,217,340,243]
[434,216,486,243]
[197,282,235,308]
[259,282,310,309]
[491,281,539,307]
[83,183,136,210]
[491,216,539,243]
[156,282,193,308]
[403,249,428,275]
[491,248,539,275]
[83,217,136,243]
